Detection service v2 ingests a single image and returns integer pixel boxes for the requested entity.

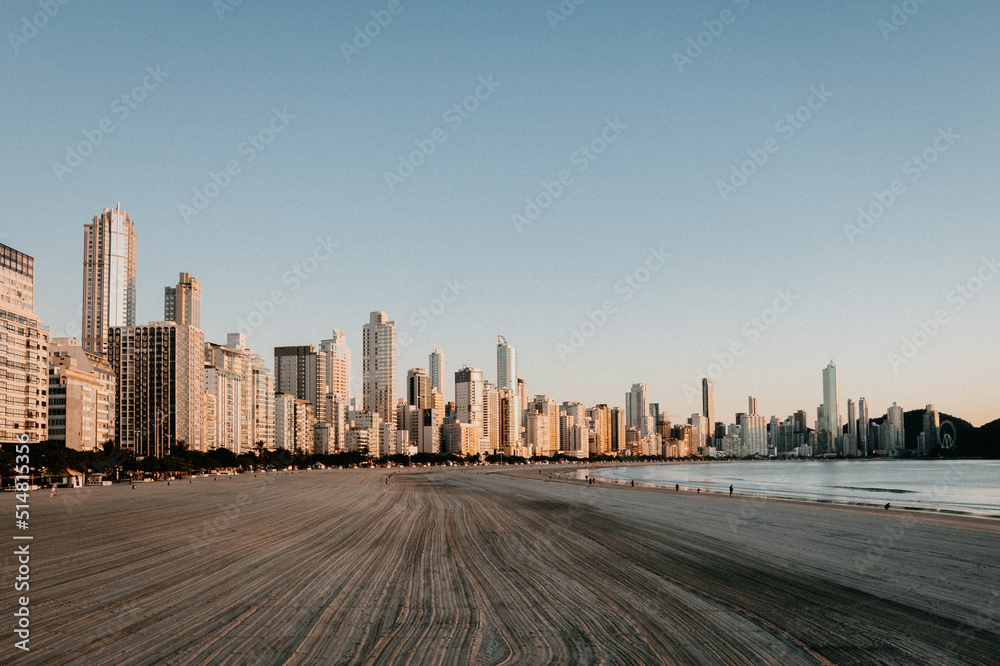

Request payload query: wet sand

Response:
[3,467,999,664]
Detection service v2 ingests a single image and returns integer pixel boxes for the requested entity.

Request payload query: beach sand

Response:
[4,466,999,664]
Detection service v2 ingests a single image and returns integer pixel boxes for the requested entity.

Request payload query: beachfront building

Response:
[0,244,47,445]
[455,366,483,429]
[107,321,205,456]
[275,392,315,453]
[822,361,842,453]
[858,398,870,456]
[482,382,500,454]
[429,345,445,397]
[205,334,274,453]
[525,395,559,457]
[274,345,325,422]
[626,383,654,437]
[702,378,715,449]
[164,272,201,329]
[48,338,116,451]
[588,404,612,456]
[319,329,351,402]
[82,204,137,355]
[363,311,397,427]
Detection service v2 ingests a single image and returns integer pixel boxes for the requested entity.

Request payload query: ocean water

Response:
[585,460,1000,516]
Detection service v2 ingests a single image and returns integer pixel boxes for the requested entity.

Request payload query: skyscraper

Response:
[319,329,351,401]
[702,378,714,447]
[496,335,517,391]
[822,361,841,449]
[858,398,869,456]
[164,272,201,328]
[108,321,204,455]
[83,204,137,354]
[407,368,433,409]
[626,383,651,436]
[455,366,484,427]
[921,404,940,453]
[0,243,48,444]
[429,345,445,396]
[363,311,397,427]
[274,346,320,407]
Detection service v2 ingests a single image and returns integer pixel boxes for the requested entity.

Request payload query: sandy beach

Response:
[4,466,999,665]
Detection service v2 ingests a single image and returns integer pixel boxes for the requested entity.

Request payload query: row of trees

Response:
[0,440,674,482]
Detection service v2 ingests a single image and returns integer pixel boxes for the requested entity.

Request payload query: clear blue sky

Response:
[3,0,998,426]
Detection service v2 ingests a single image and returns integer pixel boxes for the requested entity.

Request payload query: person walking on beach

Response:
[885,502,891,510]
[631,480,634,487]
[729,484,733,497]
[48,482,58,501]
[675,483,679,492]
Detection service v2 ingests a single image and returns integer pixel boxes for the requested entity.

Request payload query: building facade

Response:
[48,338,115,451]
[83,204,137,354]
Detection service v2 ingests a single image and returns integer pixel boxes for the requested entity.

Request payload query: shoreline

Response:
[554,459,1000,522]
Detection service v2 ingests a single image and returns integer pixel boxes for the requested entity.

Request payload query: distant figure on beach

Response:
[49,483,58,501]
[885,503,891,510]
[697,488,701,493]
[631,480,634,487]
[729,485,733,497]
[675,484,679,492]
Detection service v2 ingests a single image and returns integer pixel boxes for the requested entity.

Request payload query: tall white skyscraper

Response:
[497,335,517,391]
[83,204,138,354]
[626,383,651,436]
[822,361,841,448]
[363,311,397,427]
[319,329,351,401]
[884,402,905,453]
[429,345,445,396]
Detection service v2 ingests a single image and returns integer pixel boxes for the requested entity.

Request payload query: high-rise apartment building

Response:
[407,368,433,409]
[83,204,137,354]
[822,361,841,450]
[164,272,201,328]
[429,345,445,396]
[883,402,906,453]
[626,383,652,437]
[921,404,940,453]
[363,311,397,427]
[0,243,34,313]
[702,378,715,445]
[482,381,500,454]
[108,322,204,456]
[526,395,559,457]
[455,366,484,427]
[204,334,274,454]
[857,398,869,456]
[274,345,325,419]
[319,329,350,401]
[0,243,47,444]
[48,338,116,451]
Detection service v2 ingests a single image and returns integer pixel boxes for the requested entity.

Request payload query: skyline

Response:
[3,1,999,425]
